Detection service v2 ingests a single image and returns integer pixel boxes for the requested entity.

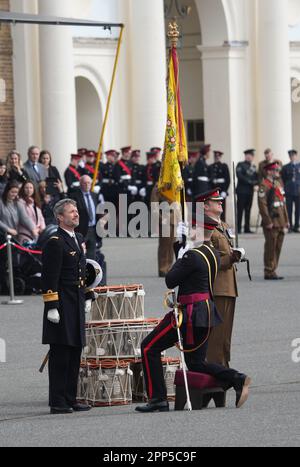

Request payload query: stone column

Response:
[128,0,167,159]
[256,0,292,160]
[38,0,77,176]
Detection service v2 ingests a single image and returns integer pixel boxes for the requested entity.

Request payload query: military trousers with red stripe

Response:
[141,311,243,401]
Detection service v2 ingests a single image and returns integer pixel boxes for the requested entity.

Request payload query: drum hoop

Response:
[86,318,160,329]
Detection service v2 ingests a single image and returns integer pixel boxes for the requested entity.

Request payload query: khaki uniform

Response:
[258,178,288,278]
[206,222,238,367]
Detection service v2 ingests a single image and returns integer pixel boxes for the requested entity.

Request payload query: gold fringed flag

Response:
[158,41,188,204]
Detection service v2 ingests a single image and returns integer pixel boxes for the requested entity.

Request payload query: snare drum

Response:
[132,358,181,402]
[89,285,145,322]
[77,359,133,407]
[83,319,160,360]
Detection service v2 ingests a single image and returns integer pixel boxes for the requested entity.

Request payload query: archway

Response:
[75,76,103,150]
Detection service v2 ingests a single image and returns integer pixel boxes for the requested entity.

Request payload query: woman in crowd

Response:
[18,180,46,244]
[0,181,38,240]
[0,159,8,197]
[38,180,66,225]
[39,150,62,181]
[6,150,29,185]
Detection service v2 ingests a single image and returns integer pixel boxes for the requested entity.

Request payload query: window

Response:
[187,120,204,145]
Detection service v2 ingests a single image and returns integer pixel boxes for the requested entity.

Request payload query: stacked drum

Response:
[77,284,180,407]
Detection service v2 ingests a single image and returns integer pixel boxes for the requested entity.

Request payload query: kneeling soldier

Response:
[136,214,251,413]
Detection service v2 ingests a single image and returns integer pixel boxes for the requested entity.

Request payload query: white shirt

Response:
[61,228,80,249]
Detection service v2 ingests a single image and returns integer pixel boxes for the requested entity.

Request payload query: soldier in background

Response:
[143,151,159,209]
[64,154,84,194]
[281,150,300,233]
[258,162,289,280]
[209,151,230,221]
[99,150,118,207]
[82,150,97,178]
[236,149,259,234]
[131,150,145,202]
[183,151,199,202]
[151,147,162,181]
[193,144,211,196]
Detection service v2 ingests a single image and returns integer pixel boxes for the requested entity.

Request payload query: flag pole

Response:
[92,25,125,191]
[167,22,187,247]
[167,22,192,412]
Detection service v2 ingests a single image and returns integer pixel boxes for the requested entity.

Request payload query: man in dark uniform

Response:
[183,151,198,201]
[131,150,145,202]
[281,150,300,233]
[143,151,159,209]
[258,162,289,280]
[236,149,259,233]
[81,150,96,178]
[41,198,94,414]
[64,154,84,194]
[99,150,118,206]
[150,147,162,182]
[192,144,211,196]
[135,214,251,413]
[209,151,231,221]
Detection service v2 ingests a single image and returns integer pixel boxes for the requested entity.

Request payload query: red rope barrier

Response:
[0,243,7,251]
[12,243,42,255]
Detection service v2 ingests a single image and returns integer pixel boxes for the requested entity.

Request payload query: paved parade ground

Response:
[1,232,300,447]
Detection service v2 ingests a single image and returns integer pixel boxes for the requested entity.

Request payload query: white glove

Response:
[47,309,60,324]
[93,185,101,194]
[71,181,80,188]
[176,221,189,241]
[128,185,138,196]
[85,299,92,314]
[178,245,190,259]
[139,187,146,198]
[232,248,246,262]
[221,191,227,199]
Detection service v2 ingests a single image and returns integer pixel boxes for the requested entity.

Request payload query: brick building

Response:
[0,0,15,158]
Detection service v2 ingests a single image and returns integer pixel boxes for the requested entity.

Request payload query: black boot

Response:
[135,399,169,413]
[233,375,251,408]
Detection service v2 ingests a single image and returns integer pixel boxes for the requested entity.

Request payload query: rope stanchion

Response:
[1,235,23,306]
[12,243,42,255]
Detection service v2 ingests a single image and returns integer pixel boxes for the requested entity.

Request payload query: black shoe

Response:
[265,275,284,281]
[71,403,92,412]
[244,230,253,234]
[234,375,251,409]
[50,406,73,415]
[135,399,169,413]
[159,272,166,278]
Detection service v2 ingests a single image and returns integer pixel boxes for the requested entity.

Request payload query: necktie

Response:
[71,233,80,250]
[33,164,40,181]
[85,193,94,224]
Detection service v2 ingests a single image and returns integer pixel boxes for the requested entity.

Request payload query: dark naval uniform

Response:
[236,161,258,233]
[138,243,249,407]
[42,228,94,409]
[281,161,300,232]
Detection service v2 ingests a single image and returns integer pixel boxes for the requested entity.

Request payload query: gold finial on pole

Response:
[167,21,180,48]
